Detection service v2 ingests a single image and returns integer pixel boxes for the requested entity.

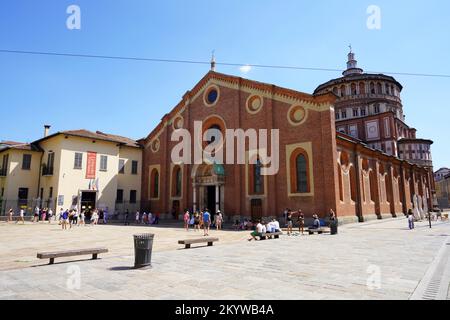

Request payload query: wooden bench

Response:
[255,232,283,240]
[306,227,331,235]
[37,247,108,265]
[178,237,219,249]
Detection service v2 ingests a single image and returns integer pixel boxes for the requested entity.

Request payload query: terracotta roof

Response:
[58,130,142,148]
[30,129,141,148]
[0,141,37,152]
[1,140,24,146]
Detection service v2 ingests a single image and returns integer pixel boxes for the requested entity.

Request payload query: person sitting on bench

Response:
[248,220,263,241]
[271,218,281,232]
[266,221,274,233]
[310,214,321,229]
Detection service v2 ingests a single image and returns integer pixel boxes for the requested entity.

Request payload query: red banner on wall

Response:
[86,152,97,179]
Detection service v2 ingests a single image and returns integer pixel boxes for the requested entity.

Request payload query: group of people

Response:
[248,218,282,241]
[134,210,159,225]
[6,206,54,224]
[183,209,223,236]
[284,208,335,235]
[6,208,28,224]
[58,208,107,230]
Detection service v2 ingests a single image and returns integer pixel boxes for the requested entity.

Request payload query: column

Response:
[215,185,220,213]
[193,184,197,213]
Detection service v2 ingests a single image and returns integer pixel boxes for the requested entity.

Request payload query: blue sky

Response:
[0,0,449,169]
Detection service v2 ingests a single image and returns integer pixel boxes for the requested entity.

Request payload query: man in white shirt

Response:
[272,218,281,232]
[248,220,264,241]
[261,223,267,234]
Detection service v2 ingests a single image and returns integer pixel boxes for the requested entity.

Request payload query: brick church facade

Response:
[140,53,435,224]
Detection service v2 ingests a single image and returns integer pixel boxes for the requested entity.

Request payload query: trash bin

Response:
[330,219,338,235]
[133,233,154,268]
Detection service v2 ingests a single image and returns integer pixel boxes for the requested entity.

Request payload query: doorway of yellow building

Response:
[80,191,97,219]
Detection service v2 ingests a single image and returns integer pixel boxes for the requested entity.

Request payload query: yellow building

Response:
[0,142,42,213]
[0,127,142,216]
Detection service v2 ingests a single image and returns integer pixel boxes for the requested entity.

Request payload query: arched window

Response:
[172,166,182,197]
[290,148,310,194]
[377,83,383,94]
[351,83,357,95]
[370,82,375,94]
[296,155,308,192]
[359,82,365,95]
[340,85,346,97]
[150,168,159,198]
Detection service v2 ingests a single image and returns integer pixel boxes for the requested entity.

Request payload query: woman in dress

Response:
[215,210,223,230]
[8,208,13,223]
[41,208,47,222]
[184,210,190,231]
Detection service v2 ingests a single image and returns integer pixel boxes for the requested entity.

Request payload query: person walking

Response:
[193,211,200,232]
[135,210,140,225]
[184,210,190,231]
[215,210,223,230]
[297,209,305,235]
[286,210,293,236]
[61,209,69,230]
[73,209,79,226]
[68,210,74,228]
[41,208,47,222]
[47,208,53,224]
[7,208,13,223]
[124,209,130,226]
[79,210,85,226]
[203,209,211,236]
[57,208,63,225]
[17,209,25,224]
[103,208,108,224]
[408,209,415,230]
[91,209,99,225]
[17,208,25,224]
[33,206,40,223]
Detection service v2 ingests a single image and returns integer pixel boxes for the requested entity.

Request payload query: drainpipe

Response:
[36,150,44,199]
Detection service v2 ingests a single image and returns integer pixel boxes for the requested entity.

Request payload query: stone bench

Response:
[306,227,331,235]
[37,247,108,265]
[178,237,219,249]
[255,232,283,240]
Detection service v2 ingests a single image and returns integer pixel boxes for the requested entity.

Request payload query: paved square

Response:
[0,218,449,300]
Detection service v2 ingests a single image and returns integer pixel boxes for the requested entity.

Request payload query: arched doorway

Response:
[191,163,225,215]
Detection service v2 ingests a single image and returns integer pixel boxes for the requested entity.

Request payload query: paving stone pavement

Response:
[0,218,449,300]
